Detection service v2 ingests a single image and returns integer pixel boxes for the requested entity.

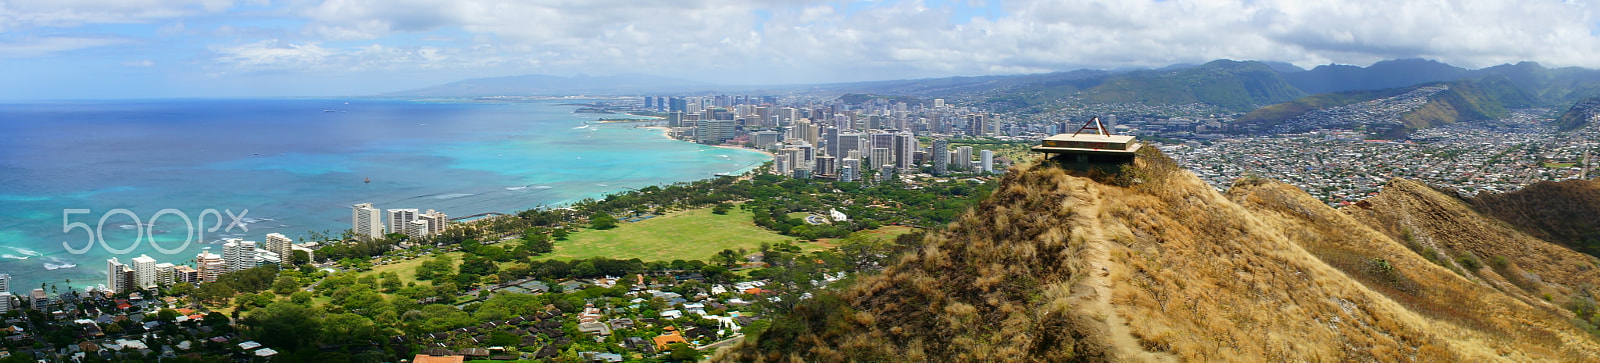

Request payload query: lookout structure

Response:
[1032,116,1141,163]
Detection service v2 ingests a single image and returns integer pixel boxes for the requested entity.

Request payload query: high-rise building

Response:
[154,263,175,287]
[405,220,430,238]
[822,127,839,157]
[222,239,259,272]
[666,111,685,127]
[196,248,224,282]
[173,265,199,283]
[419,209,449,236]
[387,209,418,236]
[894,132,917,172]
[264,233,293,265]
[932,139,950,176]
[815,155,837,176]
[0,273,9,293]
[106,258,134,294]
[0,292,12,313]
[955,146,974,171]
[668,97,687,112]
[933,99,945,108]
[836,133,864,159]
[839,160,858,183]
[753,131,783,150]
[131,254,158,290]
[981,149,995,173]
[696,119,737,144]
[352,203,384,239]
[870,148,893,171]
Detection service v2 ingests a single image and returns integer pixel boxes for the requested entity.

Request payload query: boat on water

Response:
[364,177,371,184]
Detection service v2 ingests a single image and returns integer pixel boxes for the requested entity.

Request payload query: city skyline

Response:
[5,0,1600,99]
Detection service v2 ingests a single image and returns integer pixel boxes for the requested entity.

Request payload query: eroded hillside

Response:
[717,149,1600,362]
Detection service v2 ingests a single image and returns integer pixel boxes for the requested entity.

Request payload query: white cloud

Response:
[271,0,1600,82]
[0,36,132,57]
[12,0,1600,85]
[212,39,333,70]
[0,0,255,31]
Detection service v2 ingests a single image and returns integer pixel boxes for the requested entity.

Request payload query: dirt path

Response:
[1071,190,1179,363]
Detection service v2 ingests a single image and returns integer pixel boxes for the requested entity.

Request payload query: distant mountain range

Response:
[385,59,1600,132]
[381,74,718,97]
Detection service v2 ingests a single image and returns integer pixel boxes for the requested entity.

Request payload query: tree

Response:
[320,313,376,345]
[590,212,619,230]
[241,302,321,351]
[290,291,313,305]
[668,342,702,361]
[271,275,300,295]
[380,272,403,292]
[712,203,732,215]
[195,282,235,306]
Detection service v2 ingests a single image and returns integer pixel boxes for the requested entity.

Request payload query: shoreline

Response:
[638,125,776,158]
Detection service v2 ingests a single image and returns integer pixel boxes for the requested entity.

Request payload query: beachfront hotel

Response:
[352,202,385,238]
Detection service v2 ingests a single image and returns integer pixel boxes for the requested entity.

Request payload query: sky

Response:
[3,0,1600,99]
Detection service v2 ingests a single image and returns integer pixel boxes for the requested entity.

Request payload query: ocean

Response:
[0,99,769,291]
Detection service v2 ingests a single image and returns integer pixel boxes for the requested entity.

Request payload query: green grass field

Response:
[538,207,798,262]
[362,251,463,286]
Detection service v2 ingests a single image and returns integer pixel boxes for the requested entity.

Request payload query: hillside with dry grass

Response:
[715,147,1600,362]
[1468,179,1600,257]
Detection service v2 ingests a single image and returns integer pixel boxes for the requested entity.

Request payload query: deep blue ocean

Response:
[0,99,769,292]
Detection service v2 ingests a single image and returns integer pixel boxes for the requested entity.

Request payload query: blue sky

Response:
[3,0,1600,99]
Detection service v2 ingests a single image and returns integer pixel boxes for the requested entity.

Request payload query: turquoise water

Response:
[0,99,769,291]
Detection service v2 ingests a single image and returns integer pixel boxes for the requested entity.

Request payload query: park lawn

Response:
[359,251,463,287]
[537,206,796,262]
[1542,162,1577,168]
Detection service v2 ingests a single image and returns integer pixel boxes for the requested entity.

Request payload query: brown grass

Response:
[716,150,1600,362]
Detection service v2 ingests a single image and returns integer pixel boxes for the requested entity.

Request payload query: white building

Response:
[222,239,259,272]
[106,258,133,294]
[264,233,294,264]
[0,292,12,313]
[0,273,9,293]
[418,209,449,236]
[154,263,175,287]
[351,203,385,238]
[131,254,158,290]
[196,248,224,282]
[955,146,973,171]
[387,209,418,236]
[981,149,995,173]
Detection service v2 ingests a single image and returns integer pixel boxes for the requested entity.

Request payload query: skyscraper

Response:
[836,133,864,159]
[222,239,259,272]
[265,233,294,265]
[419,209,449,236]
[955,146,974,171]
[131,254,158,290]
[106,258,134,293]
[981,149,995,173]
[154,263,175,287]
[388,209,418,236]
[196,248,224,282]
[932,139,950,176]
[840,158,860,183]
[0,273,10,293]
[870,148,893,171]
[894,132,916,172]
[352,203,384,239]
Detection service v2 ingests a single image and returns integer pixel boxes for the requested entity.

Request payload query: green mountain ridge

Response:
[1555,96,1600,132]
[1233,80,1524,136]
